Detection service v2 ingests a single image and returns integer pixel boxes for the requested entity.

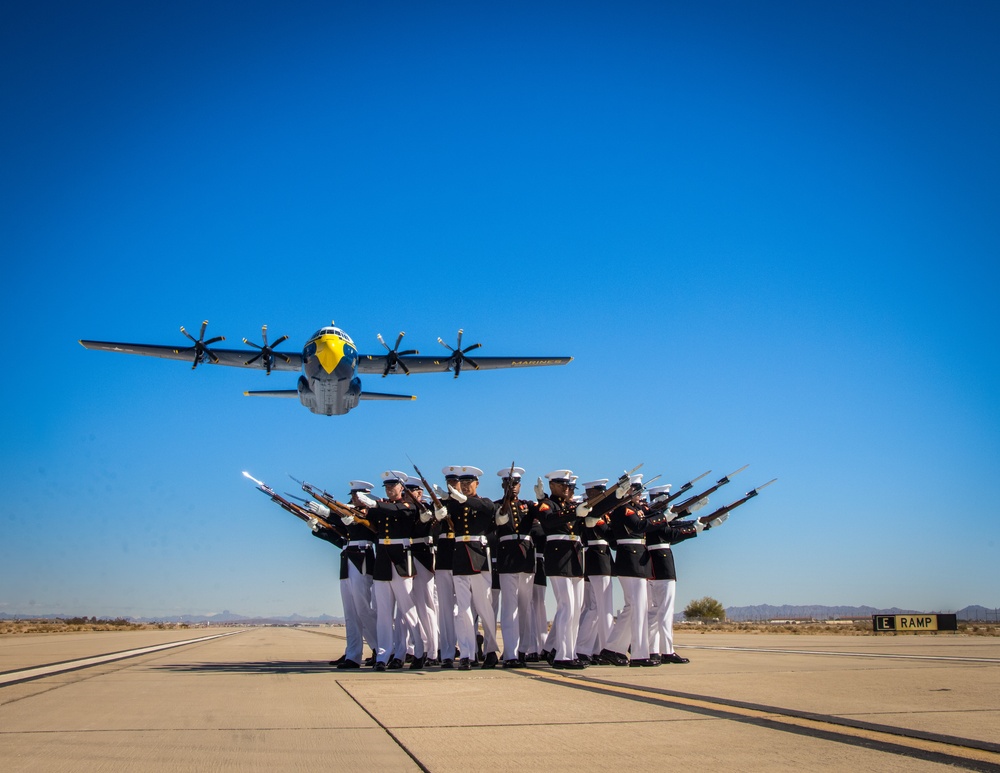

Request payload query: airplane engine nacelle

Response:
[344,377,362,410]
[296,375,318,412]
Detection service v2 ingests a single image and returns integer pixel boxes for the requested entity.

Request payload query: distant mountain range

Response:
[723,604,997,621]
[3,605,996,624]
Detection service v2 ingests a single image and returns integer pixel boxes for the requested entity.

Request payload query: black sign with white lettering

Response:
[872,614,957,632]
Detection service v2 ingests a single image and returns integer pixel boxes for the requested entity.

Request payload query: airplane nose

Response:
[315,336,344,374]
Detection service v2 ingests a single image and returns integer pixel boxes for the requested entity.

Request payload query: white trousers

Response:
[549,576,584,661]
[499,572,534,660]
[436,569,457,660]
[577,575,614,657]
[373,567,425,663]
[607,575,650,660]
[648,578,677,655]
[340,562,376,663]
[454,571,498,659]
[412,561,439,659]
[529,583,548,654]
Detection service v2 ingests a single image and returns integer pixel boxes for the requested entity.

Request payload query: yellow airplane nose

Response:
[315,335,346,374]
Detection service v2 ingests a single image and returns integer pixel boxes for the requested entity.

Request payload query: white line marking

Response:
[0,631,245,686]
[681,644,1000,664]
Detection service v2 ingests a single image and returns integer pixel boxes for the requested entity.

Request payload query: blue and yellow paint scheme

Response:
[80,321,572,416]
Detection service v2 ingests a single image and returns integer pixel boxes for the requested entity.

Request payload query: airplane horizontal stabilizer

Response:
[360,391,416,401]
[244,390,298,398]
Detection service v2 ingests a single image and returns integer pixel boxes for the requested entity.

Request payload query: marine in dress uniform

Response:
[576,479,616,664]
[494,466,537,668]
[356,470,436,671]
[536,470,593,669]
[603,475,657,667]
[646,487,719,664]
[438,465,500,670]
[405,476,440,666]
[432,467,461,668]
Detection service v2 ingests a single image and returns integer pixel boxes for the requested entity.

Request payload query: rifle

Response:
[582,463,644,513]
[696,479,777,525]
[648,470,712,512]
[242,471,346,536]
[670,465,749,516]
[405,455,453,529]
[498,461,519,524]
[288,474,373,531]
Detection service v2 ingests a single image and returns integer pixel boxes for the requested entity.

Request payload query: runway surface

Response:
[2,627,998,771]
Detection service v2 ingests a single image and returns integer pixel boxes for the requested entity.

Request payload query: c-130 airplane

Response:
[80,321,572,416]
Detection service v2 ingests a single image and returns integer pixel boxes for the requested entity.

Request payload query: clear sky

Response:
[2,1,998,619]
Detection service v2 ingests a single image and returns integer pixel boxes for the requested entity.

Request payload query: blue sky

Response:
[2,1,998,619]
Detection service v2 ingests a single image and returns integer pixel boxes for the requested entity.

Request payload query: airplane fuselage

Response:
[297,327,360,415]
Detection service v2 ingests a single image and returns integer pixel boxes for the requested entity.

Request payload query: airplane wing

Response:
[356,355,573,376]
[360,391,416,401]
[79,340,304,372]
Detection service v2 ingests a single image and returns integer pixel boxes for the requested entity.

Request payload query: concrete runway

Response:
[2,627,998,772]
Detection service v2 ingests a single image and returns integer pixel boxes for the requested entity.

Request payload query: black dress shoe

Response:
[458,657,471,671]
[552,659,586,670]
[409,655,425,670]
[440,658,454,669]
[575,653,592,664]
[330,654,346,666]
[481,652,498,669]
[404,654,414,664]
[374,661,387,672]
[524,652,540,663]
[629,658,657,667]
[336,659,361,669]
[425,658,440,667]
[387,658,404,670]
[649,654,662,664]
[476,634,485,661]
[364,656,375,667]
[661,652,690,664]
[600,648,629,666]
[503,659,524,668]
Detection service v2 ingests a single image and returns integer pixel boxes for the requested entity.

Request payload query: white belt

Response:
[411,537,433,544]
[648,544,673,551]
[455,535,487,543]
[378,538,411,546]
[547,534,581,542]
[617,538,645,545]
[585,540,609,547]
[346,540,374,548]
[499,534,532,542]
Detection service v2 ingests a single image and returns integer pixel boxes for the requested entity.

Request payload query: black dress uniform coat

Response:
[581,517,614,579]
[410,505,436,573]
[536,496,585,577]
[608,501,654,579]
[366,500,420,581]
[646,521,699,581]
[494,498,537,575]
[444,495,496,576]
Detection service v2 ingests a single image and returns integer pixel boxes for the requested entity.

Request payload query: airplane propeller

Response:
[377,332,418,376]
[437,329,482,378]
[243,325,290,375]
[179,320,225,370]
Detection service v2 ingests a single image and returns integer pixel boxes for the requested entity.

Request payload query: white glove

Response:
[663,506,679,523]
[496,510,510,526]
[420,507,434,523]
[341,514,354,526]
[308,517,321,532]
[432,484,448,500]
[615,480,630,499]
[356,492,377,508]
[306,501,331,518]
[448,485,467,504]
[434,505,448,521]
[688,496,709,513]
[707,513,729,529]
[534,477,545,499]
[584,515,599,528]
[693,519,706,534]
[575,502,592,519]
